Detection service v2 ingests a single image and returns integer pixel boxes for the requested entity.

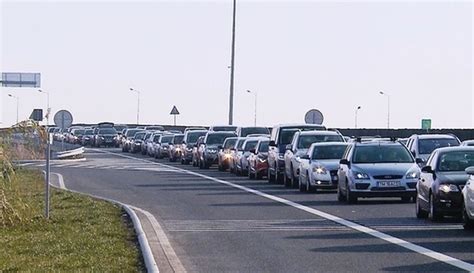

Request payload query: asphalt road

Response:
[24,148,474,272]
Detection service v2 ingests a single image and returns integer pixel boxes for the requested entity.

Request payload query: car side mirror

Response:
[250,148,256,154]
[300,155,310,160]
[415,158,424,164]
[340,159,350,167]
[421,165,433,173]
[285,144,292,151]
[182,141,186,144]
[218,145,223,150]
[269,140,276,147]
[466,166,474,175]
[411,151,416,157]
[169,142,173,145]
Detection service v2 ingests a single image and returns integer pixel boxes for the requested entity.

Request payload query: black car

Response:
[416,147,474,221]
[95,127,118,147]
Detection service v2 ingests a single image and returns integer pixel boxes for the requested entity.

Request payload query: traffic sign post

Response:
[304,109,324,125]
[170,106,180,126]
[421,119,431,132]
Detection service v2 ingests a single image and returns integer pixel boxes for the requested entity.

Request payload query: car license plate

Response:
[378,181,400,187]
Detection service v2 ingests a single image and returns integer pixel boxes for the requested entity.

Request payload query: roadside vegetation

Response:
[0,121,144,271]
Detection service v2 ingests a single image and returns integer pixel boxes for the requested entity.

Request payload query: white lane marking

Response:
[55,172,66,190]
[131,206,187,273]
[94,149,474,272]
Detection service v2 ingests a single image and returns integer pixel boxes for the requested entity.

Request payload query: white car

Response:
[463,166,474,230]
[283,130,345,188]
[298,142,348,192]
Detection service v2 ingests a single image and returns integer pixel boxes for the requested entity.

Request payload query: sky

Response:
[1,0,473,129]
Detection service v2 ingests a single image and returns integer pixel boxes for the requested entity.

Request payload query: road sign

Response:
[304,109,324,125]
[1,72,41,87]
[30,109,43,122]
[421,119,431,130]
[54,110,73,129]
[170,105,180,115]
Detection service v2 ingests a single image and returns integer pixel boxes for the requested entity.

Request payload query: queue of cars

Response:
[59,122,474,230]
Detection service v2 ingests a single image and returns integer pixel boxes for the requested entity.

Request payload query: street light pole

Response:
[379,91,390,129]
[355,106,361,129]
[228,0,237,125]
[8,94,19,124]
[246,90,257,126]
[130,88,140,125]
[38,89,50,219]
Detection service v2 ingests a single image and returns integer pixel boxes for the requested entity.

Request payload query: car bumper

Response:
[435,193,463,214]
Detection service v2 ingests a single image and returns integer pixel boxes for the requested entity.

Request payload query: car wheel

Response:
[275,169,283,184]
[463,203,474,230]
[256,169,262,180]
[218,163,224,171]
[429,193,442,221]
[415,196,428,219]
[283,170,291,188]
[291,166,298,188]
[337,183,345,202]
[346,181,357,204]
[299,175,306,192]
[306,173,313,193]
[248,168,255,179]
[268,167,275,183]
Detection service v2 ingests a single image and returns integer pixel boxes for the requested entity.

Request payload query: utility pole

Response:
[228,0,237,125]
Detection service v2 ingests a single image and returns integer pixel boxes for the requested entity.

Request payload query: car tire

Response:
[346,181,357,204]
[416,196,428,219]
[429,193,442,221]
[268,168,275,183]
[337,184,345,202]
[256,170,262,180]
[248,168,255,179]
[463,203,474,230]
[306,173,313,193]
[275,169,283,184]
[291,166,298,188]
[283,170,291,188]
[299,175,306,192]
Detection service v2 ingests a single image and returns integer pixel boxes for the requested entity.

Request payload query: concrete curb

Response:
[48,172,159,273]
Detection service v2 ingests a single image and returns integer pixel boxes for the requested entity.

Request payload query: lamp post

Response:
[246,90,257,126]
[38,89,50,219]
[228,0,237,125]
[130,88,140,125]
[379,91,390,129]
[7,94,19,124]
[355,106,361,129]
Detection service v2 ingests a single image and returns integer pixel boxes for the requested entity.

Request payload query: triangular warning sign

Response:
[170,105,180,115]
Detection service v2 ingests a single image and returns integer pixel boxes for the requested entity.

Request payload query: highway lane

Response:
[24,148,474,272]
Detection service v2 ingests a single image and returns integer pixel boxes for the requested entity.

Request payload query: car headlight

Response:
[439,184,459,193]
[405,171,419,179]
[312,166,327,174]
[353,171,370,180]
[100,136,105,140]
[163,146,168,150]
[258,157,267,163]
[295,156,301,163]
[176,148,181,152]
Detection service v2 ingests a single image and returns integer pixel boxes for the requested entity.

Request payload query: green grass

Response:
[0,169,145,272]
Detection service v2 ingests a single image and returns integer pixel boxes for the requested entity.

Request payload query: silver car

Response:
[463,166,474,229]
[298,142,348,192]
[283,130,345,188]
[337,140,420,203]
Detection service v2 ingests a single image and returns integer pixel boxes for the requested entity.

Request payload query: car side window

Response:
[342,145,353,160]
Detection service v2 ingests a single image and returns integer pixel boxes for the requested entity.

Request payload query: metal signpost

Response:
[170,106,180,126]
[304,109,324,125]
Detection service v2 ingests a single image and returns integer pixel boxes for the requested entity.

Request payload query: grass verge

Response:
[0,169,145,272]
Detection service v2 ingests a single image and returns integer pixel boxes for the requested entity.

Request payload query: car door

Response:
[338,145,353,192]
[418,151,437,205]
[466,174,474,216]
[284,133,298,177]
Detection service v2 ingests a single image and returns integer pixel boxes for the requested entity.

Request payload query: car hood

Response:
[295,149,308,156]
[352,163,418,176]
[311,159,340,171]
[436,172,469,185]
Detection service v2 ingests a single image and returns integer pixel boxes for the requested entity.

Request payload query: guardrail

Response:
[56,147,85,159]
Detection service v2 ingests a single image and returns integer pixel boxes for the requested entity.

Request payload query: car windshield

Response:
[419,138,460,154]
[153,135,161,142]
[99,128,117,134]
[353,145,414,164]
[85,129,93,134]
[74,129,85,135]
[312,145,347,160]
[243,140,258,151]
[224,138,237,149]
[236,139,246,150]
[161,136,173,143]
[241,127,269,136]
[206,134,234,145]
[297,134,344,149]
[173,135,184,144]
[212,126,237,132]
[258,141,270,152]
[279,129,300,145]
[134,133,146,140]
[114,125,127,132]
[126,129,143,137]
[187,132,207,144]
[437,151,474,172]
